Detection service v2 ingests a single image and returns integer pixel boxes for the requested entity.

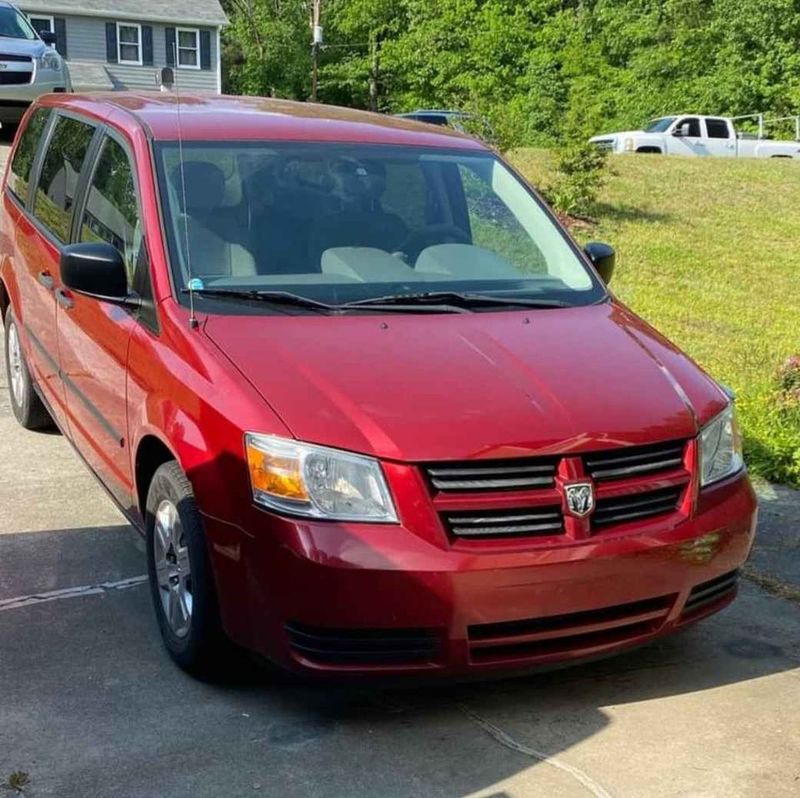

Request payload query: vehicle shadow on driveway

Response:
[1,523,798,797]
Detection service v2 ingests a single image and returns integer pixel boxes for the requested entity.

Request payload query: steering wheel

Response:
[399,224,471,264]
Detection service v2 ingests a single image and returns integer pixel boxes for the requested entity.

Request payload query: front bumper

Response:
[205,472,756,680]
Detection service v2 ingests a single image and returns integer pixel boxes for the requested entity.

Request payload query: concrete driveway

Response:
[1,142,799,798]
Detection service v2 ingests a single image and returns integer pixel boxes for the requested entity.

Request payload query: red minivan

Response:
[0,93,756,678]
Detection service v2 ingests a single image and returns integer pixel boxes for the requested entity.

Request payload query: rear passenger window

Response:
[706,119,730,139]
[8,107,50,203]
[80,137,141,286]
[33,115,95,243]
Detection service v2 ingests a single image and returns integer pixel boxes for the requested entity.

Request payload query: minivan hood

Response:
[204,302,727,462]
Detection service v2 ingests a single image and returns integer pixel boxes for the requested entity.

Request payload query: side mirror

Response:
[673,123,691,138]
[584,241,615,284]
[60,242,138,306]
[39,30,57,46]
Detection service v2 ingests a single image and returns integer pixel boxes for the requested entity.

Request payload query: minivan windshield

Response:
[0,7,37,40]
[155,142,605,312]
[643,117,676,133]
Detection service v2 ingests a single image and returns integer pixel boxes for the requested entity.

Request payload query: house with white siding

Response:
[19,0,227,93]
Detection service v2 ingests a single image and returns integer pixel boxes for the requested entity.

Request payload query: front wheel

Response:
[4,308,52,430]
[146,461,228,674]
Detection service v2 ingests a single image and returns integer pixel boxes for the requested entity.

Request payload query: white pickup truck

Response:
[590,115,800,158]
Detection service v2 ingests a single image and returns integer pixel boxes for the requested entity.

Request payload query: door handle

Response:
[55,288,74,310]
[38,271,54,290]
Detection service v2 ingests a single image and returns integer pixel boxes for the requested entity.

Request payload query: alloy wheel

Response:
[7,322,25,408]
[153,499,193,638]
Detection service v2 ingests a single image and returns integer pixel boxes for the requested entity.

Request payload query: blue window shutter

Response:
[165,27,176,67]
[200,30,211,70]
[54,17,67,58]
[106,22,117,63]
[142,25,153,66]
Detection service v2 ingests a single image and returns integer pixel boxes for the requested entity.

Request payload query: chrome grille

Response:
[424,458,557,493]
[444,506,562,538]
[592,485,684,527]
[584,440,686,481]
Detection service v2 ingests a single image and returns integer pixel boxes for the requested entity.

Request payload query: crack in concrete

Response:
[742,566,800,605]
[0,576,148,613]
[459,704,613,798]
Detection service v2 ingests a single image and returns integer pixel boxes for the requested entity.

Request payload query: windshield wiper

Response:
[340,291,572,310]
[181,287,336,312]
[182,287,471,314]
[181,288,569,315]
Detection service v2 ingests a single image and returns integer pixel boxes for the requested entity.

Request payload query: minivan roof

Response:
[39,92,488,150]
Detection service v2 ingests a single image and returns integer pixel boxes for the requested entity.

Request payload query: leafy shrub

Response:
[739,363,800,487]
[777,355,800,406]
[546,141,607,218]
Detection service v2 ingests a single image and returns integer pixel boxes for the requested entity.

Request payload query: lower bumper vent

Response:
[682,570,739,617]
[467,594,674,663]
[285,623,439,665]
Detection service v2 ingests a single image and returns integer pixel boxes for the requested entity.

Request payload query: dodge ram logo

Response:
[565,483,594,518]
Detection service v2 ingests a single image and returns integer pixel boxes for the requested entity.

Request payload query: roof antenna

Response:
[162,60,198,330]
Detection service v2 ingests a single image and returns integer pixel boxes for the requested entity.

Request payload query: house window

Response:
[117,22,142,65]
[176,27,200,69]
[28,14,54,35]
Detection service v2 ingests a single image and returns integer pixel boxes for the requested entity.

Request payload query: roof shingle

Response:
[18,0,228,26]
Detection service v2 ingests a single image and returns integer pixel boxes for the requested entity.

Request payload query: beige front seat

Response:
[171,162,256,279]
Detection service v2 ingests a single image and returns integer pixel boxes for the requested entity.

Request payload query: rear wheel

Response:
[146,461,228,675]
[4,309,51,430]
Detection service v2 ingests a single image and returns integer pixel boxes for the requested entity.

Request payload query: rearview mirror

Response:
[39,30,57,46]
[60,242,138,306]
[584,241,615,284]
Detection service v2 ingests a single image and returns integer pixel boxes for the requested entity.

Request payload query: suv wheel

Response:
[146,461,228,674]
[4,309,52,429]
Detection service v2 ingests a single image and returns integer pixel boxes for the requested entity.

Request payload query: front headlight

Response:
[244,434,398,522]
[37,50,61,71]
[699,404,744,487]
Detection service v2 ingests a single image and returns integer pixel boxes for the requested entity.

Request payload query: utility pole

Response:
[368,31,379,112]
[310,0,323,103]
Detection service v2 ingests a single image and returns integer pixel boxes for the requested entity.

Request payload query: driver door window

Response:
[675,117,702,138]
[79,136,142,286]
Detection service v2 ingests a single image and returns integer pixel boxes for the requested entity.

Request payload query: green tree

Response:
[223,0,311,98]
[223,0,800,148]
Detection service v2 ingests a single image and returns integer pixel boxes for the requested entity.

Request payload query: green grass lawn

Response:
[510,149,800,487]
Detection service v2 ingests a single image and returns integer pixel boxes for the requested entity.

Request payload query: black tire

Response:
[4,308,52,430]
[145,460,228,675]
